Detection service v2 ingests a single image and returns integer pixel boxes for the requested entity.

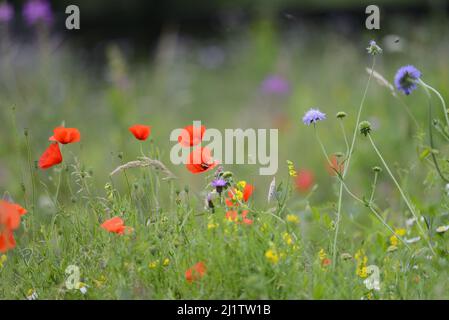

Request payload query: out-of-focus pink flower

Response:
[22,0,53,26]
[0,2,14,23]
[261,74,290,96]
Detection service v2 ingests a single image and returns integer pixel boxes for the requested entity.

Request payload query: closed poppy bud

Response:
[38,143,63,170]
[49,127,81,144]
[129,125,151,141]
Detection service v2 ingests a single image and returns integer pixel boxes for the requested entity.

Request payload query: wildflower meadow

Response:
[1,0,449,301]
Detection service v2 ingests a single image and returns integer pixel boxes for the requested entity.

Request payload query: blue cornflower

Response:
[211,178,227,193]
[394,65,421,95]
[302,109,326,125]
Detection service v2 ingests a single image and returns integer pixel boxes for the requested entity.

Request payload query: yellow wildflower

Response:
[0,255,7,269]
[319,249,326,261]
[260,223,269,232]
[287,160,297,177]
[265,249,280,264]
[207,218,219,230]
[286,214,300,224]
[93,275,107,288]
[283,232,294,246]
[318,249,331,267]
[389,228,406,247]
[163,258,170,266]
[149,260,159,269]
[234,190,243,201]
[237,180,247,189]
[355,249,368,278]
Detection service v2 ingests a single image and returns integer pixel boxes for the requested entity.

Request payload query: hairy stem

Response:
[368,134,435,255]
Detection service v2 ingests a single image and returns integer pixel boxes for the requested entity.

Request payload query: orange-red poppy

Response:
[0,200,26,253]
[0,201,20,231]
[321,258,332,267]
[100,216,132,235]
[185,261,207,283]
[225,210,253,225]
[0,229,16,253]
[49,127,81,144]
[295,169,314,193]
[38,143,63,170]
[129,124,151,141]
[326,155,344,176]
[242,184,254,202]
[185,147,218,174]
[178,125,206,147]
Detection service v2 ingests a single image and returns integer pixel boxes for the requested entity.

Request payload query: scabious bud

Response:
[372,166,382,173]
[334,152,345,158]
[367,40,382,55]
[359,121,372,136]
[222,171,233,179]
[336,111,347,119]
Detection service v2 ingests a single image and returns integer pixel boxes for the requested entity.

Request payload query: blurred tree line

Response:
[5,0,448,45]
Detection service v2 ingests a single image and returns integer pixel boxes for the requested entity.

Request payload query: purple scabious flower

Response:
[0,2,14,23]
[302,108,326,125]
[261,74,290,95]
[211,178,227,194]
[22,0,53,26]
[366,40,382,55]
[211,178,227,188]
[394,65,421,95]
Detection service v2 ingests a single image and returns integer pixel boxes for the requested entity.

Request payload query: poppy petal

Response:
[178,125,206,147]
[38,143,63,170]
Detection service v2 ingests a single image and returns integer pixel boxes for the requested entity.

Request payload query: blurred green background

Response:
[1,0,449,211]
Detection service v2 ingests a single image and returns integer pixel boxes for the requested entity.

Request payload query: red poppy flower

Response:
[295,169,314,193]
[129,124,151,141]
[185,147,218,174]
[0,229,16,253]
[38,143,63,170]
[326,155,344,176]
[242,184,254,202]
[321,258,332,267]
[0,200,25,253]
[225,210,253,225]
[185,261,207,283]
[11,203,27,216]
[178,125,206,147]
[100,216,132,235]
[0,201,21,231]
[49,127,81,144]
